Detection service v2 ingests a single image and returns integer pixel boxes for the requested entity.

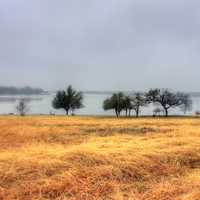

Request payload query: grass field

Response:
[0,116,200,199]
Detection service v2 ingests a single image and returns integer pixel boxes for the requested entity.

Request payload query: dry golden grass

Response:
[0,116,200,199]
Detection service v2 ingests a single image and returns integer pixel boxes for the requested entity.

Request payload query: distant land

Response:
[189,92,200,97]
[83,90,137,95]
[84,90,200,97]
[1,87,200,97]
[0,86,47,95]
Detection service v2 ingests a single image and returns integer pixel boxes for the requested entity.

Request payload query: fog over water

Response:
[0,1,200,92]
[0,93,199,116]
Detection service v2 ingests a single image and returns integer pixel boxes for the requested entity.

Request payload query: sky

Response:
[0,0,200,91]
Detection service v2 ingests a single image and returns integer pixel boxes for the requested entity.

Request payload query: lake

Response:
[0,93,199,116]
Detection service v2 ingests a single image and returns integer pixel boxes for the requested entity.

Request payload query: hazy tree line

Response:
[15,85,192,117]
[0,86,44,95]
[103,89,192,117]
[52,85,192,117]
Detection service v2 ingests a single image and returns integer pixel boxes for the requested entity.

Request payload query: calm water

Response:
[0,93,199,116]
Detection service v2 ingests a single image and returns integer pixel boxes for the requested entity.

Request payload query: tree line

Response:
[51,85,192,117]
[103,89,192,117]
[0,86,45,95]
[15,85,192,117]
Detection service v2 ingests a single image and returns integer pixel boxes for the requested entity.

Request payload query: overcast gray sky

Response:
[0,0,200,91]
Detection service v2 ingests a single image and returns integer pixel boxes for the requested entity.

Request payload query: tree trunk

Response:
[136,108,139,117]
[128,109,131,117]
[65,109,69,115]
[125,109,128,117]
[164,108,168,117]
[115,109,119,118]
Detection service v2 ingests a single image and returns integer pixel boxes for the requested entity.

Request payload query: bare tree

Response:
[131,92,146,117]
[16,99,29,116]
[178,93,192,114]
[146,89,192,117]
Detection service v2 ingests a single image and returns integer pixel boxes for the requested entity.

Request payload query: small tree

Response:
[131,92,146,117]
[153,107,164,116]
[178,93,192,114]
[195,111,200,116]
[103,92,125,117]
[52,85,84,115]
[16,98,29,116]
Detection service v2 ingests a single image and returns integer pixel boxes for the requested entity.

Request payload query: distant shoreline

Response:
[0,86,47,95]
[81,91,200,97]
